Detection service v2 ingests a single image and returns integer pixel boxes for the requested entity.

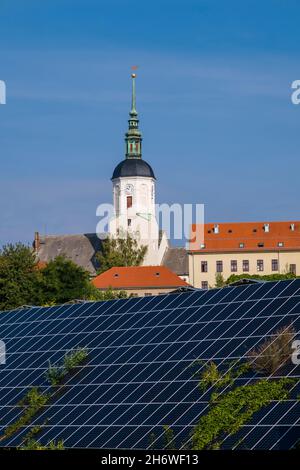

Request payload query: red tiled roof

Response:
[189,221,300,253]
[92,266,189,289]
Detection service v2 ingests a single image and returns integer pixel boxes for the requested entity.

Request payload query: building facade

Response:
[189,221,300,288]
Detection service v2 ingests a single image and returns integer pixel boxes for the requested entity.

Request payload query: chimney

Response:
[34,231,40,253]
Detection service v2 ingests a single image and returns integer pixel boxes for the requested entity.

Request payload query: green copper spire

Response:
[131,72,137,115]
[125,73,142,159]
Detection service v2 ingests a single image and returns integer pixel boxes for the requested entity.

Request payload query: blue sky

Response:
[0,0,300,246]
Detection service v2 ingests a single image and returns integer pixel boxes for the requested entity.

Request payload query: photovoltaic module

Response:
[0,279,299,449]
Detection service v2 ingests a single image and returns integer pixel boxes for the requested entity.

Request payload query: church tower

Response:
[109,73,162,265]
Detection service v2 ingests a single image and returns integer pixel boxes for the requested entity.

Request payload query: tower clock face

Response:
[125,184,133,195]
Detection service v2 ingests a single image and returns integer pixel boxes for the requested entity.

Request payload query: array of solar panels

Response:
[0,279,299,449]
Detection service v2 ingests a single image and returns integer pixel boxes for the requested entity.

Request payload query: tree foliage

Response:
[191,327,299,450]
[1,387,50,441]
[0,243,42,311]
[215,273,225,288]
[87,286,127,301]
[46,347,89,386]
[0,243,126,311]
[96,234,147,274]
[162,425,176,450]
[39,255,93,305]
[226,273,297,285]
[192,376,294,450]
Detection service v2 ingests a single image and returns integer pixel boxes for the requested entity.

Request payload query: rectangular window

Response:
[257,259,264,272]
[201,261,208,273]
[144,293,152,296]
[242,260,249,272]
[127,219,132,227]
[231,260,237,272]
[127,196,133,208]
[290,264,296,275]
[201,281,208,290]
[272,259,279,271]
[216,261,223,273]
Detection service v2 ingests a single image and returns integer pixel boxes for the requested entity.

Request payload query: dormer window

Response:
[263,223,270,232]
[278,242,284,247]
[258,242,264,247]
[239,242,245,248]
[290,223,295,231]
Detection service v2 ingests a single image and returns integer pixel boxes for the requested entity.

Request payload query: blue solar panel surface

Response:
[0,279,299,449]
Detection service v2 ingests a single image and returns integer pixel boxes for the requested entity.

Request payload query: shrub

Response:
[192,377,295,450]
[148,432,157,449]
[2,388,50,440]
[162,425,176,450]
[215,273,225,288]
[226,273,297,285]
[45,347,88,386]
[247,324,296,374]
[20,438,64,450]
[63,347,88,372]
[195,360,250,392]
[45,362,65,386]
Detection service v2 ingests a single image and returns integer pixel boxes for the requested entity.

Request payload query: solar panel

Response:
[0,279,299,449]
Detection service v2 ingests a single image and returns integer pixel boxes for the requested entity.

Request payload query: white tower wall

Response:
[109,176,160,265]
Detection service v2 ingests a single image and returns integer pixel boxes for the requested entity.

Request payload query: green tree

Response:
[0,243,42,311]
[39,255,93,305]
[40,258,126,304]
[0,243,127,311]
[96,234,147,274]
[87,287,127,301]
[215,273,225,288]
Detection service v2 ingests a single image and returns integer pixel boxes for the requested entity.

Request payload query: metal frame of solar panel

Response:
[0,279,299,449]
